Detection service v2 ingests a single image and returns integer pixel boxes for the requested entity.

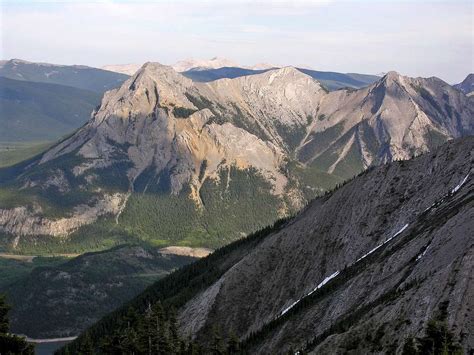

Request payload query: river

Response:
[27,337,76,355]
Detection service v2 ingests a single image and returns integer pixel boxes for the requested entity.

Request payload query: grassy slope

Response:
[0,141,54,167]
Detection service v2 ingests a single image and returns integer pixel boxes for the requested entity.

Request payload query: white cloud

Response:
[1,0,472,82]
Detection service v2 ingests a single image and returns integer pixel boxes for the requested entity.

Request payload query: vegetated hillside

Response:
[0,77,101,142]
[182,66,379,91]
[454,73,474,96]
[0,63,472,254]
[2,244,196,338]
[0,59,129,93]
[60,137,473,354]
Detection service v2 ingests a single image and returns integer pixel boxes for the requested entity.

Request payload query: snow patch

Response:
[451,174,469,194]
[416,245,430,262]
[390,223,409,240]
[278,270,341,317]
[356,224,409,262]
[307,271,340,296]
[280,299,300,317]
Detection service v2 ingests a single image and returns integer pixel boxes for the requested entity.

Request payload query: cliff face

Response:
[176,137,473,353]
[1,63,472,250]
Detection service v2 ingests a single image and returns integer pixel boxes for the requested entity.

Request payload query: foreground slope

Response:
[0,63,472,252]
[62,137,473,354]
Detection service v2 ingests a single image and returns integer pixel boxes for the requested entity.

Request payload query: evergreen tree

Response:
[401,318,463,355]
[168,307,180,352]
[123,306,139,329]
[0,294,9,334]
[0,294,35,355]
[78,332,95,355]
[210,326,227,355]
[401,336,418,355]
[417,320,463,355]
[227,330,240,354]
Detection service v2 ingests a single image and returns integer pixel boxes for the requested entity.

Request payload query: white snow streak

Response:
[307,271,340,296]
[416,245,430,262]
[279,270,341,317]
[390,223,409,240]
[356,223,409,263]
[451,174,470,194]
[280,299,300,317]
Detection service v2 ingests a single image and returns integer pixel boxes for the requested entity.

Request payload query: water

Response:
[32,340,72,355]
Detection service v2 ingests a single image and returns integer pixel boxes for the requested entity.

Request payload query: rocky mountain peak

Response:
[91,62,195,125]
[378,70,408,87]
[130,62,193,92]
[454,73,474,96]
[264,66,318,84]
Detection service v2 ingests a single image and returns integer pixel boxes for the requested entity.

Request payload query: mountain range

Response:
[182,66,380,91]
[101,57,273,76]
[101,56,381,91]
[60,136,474,354]
[0,57,381,146]
[0,62,472,256]
[0,59,128,93]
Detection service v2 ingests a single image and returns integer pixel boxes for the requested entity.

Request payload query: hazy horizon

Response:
[1,0,473,84]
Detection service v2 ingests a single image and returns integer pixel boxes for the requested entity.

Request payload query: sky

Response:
[0,0,472,83]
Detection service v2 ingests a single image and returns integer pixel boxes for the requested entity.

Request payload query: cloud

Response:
[1,0,472,82]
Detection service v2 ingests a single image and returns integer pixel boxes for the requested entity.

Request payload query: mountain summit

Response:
[454,73,474,96]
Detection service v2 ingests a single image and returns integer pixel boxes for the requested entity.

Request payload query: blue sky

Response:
[1,0,472,83]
